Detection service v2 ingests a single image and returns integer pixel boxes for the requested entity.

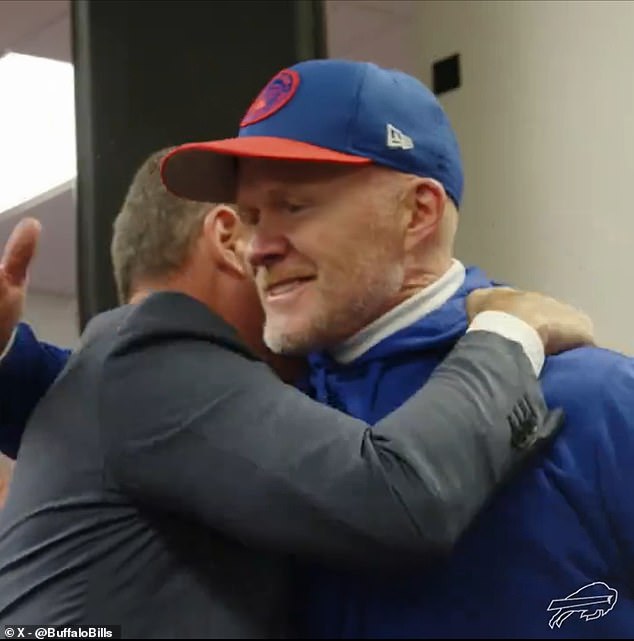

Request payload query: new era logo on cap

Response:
[386,124,414,150]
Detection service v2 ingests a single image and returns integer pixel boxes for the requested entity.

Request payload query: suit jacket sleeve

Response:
[0,323,71,459]
[101,321,557,568]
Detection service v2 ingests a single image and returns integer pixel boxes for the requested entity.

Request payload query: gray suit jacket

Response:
[0,292,559,638]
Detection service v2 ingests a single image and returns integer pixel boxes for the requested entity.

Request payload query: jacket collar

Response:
[118,291,259,362]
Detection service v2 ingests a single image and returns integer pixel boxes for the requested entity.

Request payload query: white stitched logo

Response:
[547,582,618,629]
[386,124,414,150]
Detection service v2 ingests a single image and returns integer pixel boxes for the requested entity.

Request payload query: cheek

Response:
[287,204,392,277]
[318,227,389,277]
[289,226,350,277]
[236,235,256,277]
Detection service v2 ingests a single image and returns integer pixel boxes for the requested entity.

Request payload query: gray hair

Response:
[110,148,213,303]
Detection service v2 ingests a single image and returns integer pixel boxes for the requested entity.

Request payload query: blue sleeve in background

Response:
[0,323,71,459]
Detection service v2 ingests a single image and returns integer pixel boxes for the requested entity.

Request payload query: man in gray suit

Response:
[0,141,590,638]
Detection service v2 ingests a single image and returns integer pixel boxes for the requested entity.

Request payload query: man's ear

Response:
[402,178,447,252]
[202,205,247,277]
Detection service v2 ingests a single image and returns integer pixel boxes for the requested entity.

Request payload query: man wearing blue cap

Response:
[159,59,634,637]
[0,146,593,637]
[0,58,629,638]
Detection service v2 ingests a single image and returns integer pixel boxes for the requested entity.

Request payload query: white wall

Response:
[23,290,79,348]
[414,0,634,355]
[326,1,420,77]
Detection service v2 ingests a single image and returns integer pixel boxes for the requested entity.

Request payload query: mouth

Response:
[264,276,315,302]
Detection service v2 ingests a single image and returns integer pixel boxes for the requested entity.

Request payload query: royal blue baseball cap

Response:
[161,59,464,206]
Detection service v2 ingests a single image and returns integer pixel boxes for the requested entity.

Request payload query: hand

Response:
[466,287,595,355]
[0,218,42,352]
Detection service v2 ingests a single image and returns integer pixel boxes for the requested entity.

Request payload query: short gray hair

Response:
[110,148,213,303]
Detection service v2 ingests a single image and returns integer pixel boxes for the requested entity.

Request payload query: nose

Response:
[246,229,289,271]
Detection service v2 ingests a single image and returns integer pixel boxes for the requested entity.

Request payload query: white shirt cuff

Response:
[467,310,545,377]
[0,327,18,363]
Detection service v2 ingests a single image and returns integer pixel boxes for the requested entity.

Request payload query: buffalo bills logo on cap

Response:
[240,69,300,127]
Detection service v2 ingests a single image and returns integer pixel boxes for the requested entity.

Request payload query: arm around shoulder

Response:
[101,328,558,568]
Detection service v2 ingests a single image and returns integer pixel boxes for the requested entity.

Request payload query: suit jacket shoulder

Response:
[109,291,257,361]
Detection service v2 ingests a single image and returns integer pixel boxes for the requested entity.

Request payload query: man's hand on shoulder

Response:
[0,218,41,354]
[467,287,595,355]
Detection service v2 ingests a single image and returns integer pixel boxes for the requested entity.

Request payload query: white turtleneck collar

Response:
[331,260,467,364]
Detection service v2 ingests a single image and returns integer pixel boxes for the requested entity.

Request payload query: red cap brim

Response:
[161,137,371,202]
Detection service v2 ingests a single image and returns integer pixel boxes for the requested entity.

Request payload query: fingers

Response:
[465,287,518,320]
[0,218,42,287]
[550,323,597,353]
[466,286,598,353]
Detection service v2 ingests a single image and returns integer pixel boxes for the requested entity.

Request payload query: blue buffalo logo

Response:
[547,582,618,629]
[240,69,300,127]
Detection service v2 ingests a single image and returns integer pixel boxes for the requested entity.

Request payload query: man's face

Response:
[237,159,408,355]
